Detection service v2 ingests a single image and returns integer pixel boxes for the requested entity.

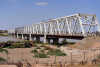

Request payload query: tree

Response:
[61,39,67,45]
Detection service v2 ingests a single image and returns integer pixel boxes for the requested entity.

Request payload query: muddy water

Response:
[0,36,23,42]
[0,36,80,43]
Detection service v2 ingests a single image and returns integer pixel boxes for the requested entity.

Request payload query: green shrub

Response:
[36,47,41,49]
[20,45,26,48]
[2,49,8,53]
[61,39,67,45]
[55,52,67,56]
[46,49,55,55]
[34,53,49,58]
[68,42,75,45]
[7,43,32,48]
[7,46,14,49]
[40,49,45,53]
[30,49,38,54]
[36,41,42,44]
[13,44,20,48]
[7,40,14,43]
[40,45,46,47]
[33,44,37,47]
[25,42,31,47]
[0,57,6,61]
[0,48,8,53]
[47,49,66,56]
[0,34,8,36]
[57,45,61,47]
[16,41,21,43]
[44,47,51,50]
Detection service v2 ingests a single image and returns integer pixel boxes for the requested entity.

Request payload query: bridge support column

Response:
[29,34,34,41]
[31,36,34,41]
[22,34,25,40]
[17,33,19,38]
[36,36,40,42]
[44,38,50,43]
[44,35,50,43]
[14,34,16,38]
[11,33,13,37]
[53,38,59,44]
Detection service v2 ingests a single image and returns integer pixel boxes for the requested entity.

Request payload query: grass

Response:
[47,49,66,56]
[0,57,6,61]
[7,40,15,43]
[36,47,41,49]
[0,34,8,36]
[7,46,14,49]
[40,49,45,53]
[30,49,38,54]
[40,44,46,47]
[7,43,32,49]
[33,44,37,47]
[33,53,50,58]
[44,47,51,50]
[0,48,8,53]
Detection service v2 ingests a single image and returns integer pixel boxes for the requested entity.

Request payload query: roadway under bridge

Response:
[8,13,100,43]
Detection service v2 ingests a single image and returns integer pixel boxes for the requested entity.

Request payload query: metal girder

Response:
[8,13,100,37]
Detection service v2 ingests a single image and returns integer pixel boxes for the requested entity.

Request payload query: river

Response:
[0,36,80,43]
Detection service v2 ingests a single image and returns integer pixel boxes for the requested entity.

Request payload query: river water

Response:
[0,36,24,42]
[0,36,80,43]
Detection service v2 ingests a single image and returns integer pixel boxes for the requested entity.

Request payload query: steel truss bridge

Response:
[8,13,100,43]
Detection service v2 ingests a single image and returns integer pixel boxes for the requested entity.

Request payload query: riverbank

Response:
[0,33,8,36]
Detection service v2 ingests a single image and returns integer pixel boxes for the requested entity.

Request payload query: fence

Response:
[0,48,100,67]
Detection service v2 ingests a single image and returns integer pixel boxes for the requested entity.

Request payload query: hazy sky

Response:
[0,0,100,30]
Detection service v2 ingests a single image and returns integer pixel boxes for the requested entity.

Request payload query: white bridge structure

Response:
[8,13,100,43]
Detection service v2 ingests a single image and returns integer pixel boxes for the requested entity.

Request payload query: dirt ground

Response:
[0,65,17,67]
[0,37,100,67]
[0,33,8,35]
[0,45,97,64]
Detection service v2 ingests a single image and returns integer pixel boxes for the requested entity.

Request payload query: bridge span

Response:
[8,13,100,43]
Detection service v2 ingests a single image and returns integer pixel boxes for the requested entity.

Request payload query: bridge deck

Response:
[16,33,84,40]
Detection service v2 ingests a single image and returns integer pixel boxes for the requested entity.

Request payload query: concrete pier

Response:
[44,35,59,43]
[17,33,19,39]
[29,34,34,41]
[14,34,16,38]
[36,36,40,42]
[22,34,25,40]
[53,38,59,44]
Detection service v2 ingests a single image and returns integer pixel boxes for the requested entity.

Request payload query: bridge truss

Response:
[8,13,100,37]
